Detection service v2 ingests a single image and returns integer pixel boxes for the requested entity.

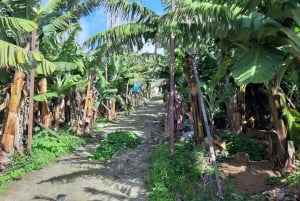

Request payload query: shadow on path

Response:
[0,95,164,201]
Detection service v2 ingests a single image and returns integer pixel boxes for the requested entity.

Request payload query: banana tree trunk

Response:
[64,95,71,125]
[85,95,94,133]
[54,104,60,130]
[231,85,246,134]
[76,92,84,136]
[184,54,205,144]
[38,78,51,128]
[1,71,25,153]
[125,81,129,115]
[111,100,116,120]
[267,81,288,168]
[78,71,93,135]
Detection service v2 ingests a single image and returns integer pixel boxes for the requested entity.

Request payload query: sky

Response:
[41,0,164,45]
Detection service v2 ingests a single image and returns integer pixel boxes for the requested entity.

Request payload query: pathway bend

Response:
[0,95,164,201]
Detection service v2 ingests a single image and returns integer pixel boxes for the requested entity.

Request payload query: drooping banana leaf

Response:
[34,91,58,101]
[0,40,56,75]
[232,46,284,86]
[0,16,38,32]
[281,94,300,149]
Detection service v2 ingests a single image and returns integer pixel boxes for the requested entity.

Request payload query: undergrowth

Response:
[286,160,300,186]
[90,130,140,160]
[149,142,263,201]
[220,131,266,161]
[149,142,212,201]
[0,129,84,192]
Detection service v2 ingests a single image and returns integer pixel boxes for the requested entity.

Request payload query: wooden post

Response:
[190,53,223,198]
[27,30,36,150]
[168,0,176,157]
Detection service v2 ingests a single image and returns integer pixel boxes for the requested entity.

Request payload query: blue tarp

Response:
[132,81,141,93]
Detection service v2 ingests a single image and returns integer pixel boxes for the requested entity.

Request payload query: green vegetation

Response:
[286,160,300,186]
[149,142,264,201]
[92,119,113,134]
[0,129,84,192]
[265,176,281,185]
[90,130,140,160]
[220,131,266,161]
[149,142,212,201]
[194,179,263,201]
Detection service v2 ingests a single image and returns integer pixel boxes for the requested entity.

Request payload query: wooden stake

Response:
[27,30,36,150]
[168,0,176,157]
[190,53,223,198]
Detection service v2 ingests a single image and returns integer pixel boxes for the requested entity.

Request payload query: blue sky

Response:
[79,0,164,43]
[42,0,164,44]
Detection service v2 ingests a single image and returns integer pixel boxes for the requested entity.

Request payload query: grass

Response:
[149,142,212,201]
[90,130,140,160]
[92,118,114,134]
[286,160,300,186]
[219,131,266,161]
[149,141,264,201]
[265,176,281,185]
[0,129,84,193]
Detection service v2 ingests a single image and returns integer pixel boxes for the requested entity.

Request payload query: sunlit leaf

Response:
[232,47,284,86]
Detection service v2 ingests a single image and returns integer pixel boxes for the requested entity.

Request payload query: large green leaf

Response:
[162,2,237,39]
[232,46,284,86]
[34,91,58,101]
[0,16,38,32]
[83,23,156,50]
[35,60,57,76]
[0,40,57,75]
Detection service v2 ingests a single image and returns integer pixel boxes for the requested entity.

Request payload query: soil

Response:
[220,153,282,194]
[0,95,165,201]
[219,153,300,200]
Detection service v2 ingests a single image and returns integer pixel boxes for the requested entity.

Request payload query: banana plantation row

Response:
[0,0,300,174]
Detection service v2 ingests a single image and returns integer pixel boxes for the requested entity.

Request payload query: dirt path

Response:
[0,95,164,201]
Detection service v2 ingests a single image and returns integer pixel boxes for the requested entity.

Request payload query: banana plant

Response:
[0,0,104,152]
[0,13,56,152]
[165,0,300,168]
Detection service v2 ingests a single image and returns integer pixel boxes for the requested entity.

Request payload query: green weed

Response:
[286,160,300,186]
[265,176,281,185]
[149,142,212,201]
[0,130,84,193]
[220,131,266,161]
[193,179,263,201]
[90,130,140,160]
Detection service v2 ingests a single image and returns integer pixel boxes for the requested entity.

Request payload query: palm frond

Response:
[38,0,65,14]
[42,12,74,32]
[5,0,40,20]
[40,0,102,33]
[83,23,157,50]
[162,2,237,38]
[0,16,38,32]
[101,0,159,23]
[0,40,56,75]
[39,0,97,17]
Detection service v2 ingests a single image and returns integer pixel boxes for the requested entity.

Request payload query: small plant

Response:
[32,130,83,156]
[265,176,281,185]
[286,160,300,186]
[149,142,212,201]
[90,130,140,160]
[220,131,266,161]
[0,129,84,193]
[92,119,113,134]
[193,179,263,201]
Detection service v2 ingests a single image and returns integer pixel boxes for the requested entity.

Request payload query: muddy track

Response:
[0,95,164,201]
